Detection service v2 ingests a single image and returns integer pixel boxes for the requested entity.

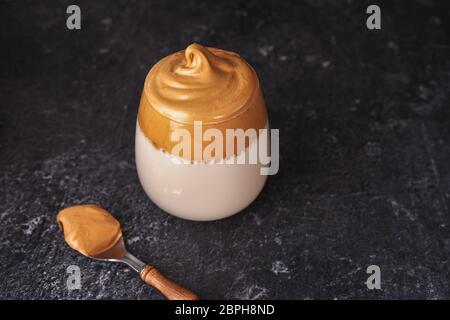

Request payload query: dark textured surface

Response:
[1,0,449,299]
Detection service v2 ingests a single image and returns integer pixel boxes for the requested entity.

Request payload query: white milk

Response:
[135,122,268,221]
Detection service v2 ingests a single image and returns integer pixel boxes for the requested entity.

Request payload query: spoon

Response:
[57,204,198,300]
[90,236,199,300]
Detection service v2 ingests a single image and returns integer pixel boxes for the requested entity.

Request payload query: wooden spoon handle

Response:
[140,265,199,300]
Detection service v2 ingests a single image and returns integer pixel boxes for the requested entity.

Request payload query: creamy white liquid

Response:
[135,122,268,221]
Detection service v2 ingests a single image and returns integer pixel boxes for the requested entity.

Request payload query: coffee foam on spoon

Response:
[57,205,123,257]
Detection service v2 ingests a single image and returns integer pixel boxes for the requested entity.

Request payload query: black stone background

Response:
[0,0,449,299]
